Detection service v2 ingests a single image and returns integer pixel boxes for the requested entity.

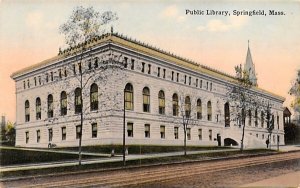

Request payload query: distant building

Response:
[284,107,300,144]
[11,32,285,148]
[284,107,292,126]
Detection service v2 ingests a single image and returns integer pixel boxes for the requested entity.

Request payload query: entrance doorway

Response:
[217,134,221,146]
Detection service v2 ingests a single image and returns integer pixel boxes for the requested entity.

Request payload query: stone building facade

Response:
[11,33,285,148]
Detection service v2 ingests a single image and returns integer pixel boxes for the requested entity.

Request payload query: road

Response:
[1,151,299,188]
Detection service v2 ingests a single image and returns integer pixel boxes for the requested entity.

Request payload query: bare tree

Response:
[227,64,259,151]
[59,6,119,165]
[264,102,275,149]
[170,91,200,156]
[289,70,300,122]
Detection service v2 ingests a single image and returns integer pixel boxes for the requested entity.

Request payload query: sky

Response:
[0,0,299,122]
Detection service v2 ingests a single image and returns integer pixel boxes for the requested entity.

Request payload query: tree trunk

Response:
[184,124,187,156]
[240,121,245,152]
[79,111,83,165]
[269,133,272,150]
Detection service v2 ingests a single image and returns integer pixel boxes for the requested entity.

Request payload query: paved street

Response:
[1,151,299,188]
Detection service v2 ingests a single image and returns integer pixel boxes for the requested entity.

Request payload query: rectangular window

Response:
[160,125,165,139]
[256,134,258,138]
[50,72,53,81]
[73,64,76,74]
[148,64,151,74]
[23,81,26,89]
[76,125,81,139]
[37,130,40,143]
[62,127,66,140]
[210,83,212,91]
[131,59,135,70]
[184,75,187,84]
[141,62,145,73]
[26,131,29,144]
[88,60,92,70]
[206,82,208,90]
[209,130,212,141]
[78,63,82,74]
[59,69,62,78]
[145,124,150,138]
[127,123,133,137]
[64,68,67,77]
[27,79,30,88]
[163,69,166,78]
[189,76,191,85]
[187,128,191,140]
[171,71,174,81]
[124,57,128,68]
[196,79,198,87]
[92,123,97,138]
[157,67,160,77]
[198,129,202,140]
[176,73,179,82]
[48,128,53,142]
[38,76,41,85]
[262,134,265,140]
[34,77,37,86]
[174,127,178,139]
[46,73,49,82]
[200,80,202,88]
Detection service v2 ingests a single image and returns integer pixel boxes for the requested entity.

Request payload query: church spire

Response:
[244,40,257,86]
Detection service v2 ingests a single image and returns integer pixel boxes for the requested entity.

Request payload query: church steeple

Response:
[244,40,257,86]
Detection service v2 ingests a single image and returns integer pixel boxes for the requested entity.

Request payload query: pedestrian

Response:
[266,139,269,149]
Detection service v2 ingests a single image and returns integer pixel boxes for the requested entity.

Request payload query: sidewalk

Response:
[241,171,300,187]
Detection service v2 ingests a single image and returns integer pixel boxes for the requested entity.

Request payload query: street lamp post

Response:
[123,88,126,166]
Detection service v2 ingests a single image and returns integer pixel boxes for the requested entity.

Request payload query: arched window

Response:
[207,101,212,121]
[158,90,165,115]
[61,91,67,116]
[75,88,82,114]
[261,111,264,128]
[197,99,202,119]
[185,96,191,117]
[224,102,230,127]
[143,87,150,112]
[90,83,98,111]
[125,83,133,110]
[47,94,53,118]
[172,93,178,116]
[36,98,41,120]
[25,100,30,122]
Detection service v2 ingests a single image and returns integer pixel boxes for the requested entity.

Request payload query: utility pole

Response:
[123,88,126,166]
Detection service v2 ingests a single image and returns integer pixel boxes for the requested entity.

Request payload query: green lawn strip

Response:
[55,145,233,154]
[0,149,275,179]
[0,148,101,166]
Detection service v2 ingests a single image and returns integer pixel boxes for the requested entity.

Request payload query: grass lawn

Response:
[0,148,276,178]
[56,145,233,154]
[0,147,99,166]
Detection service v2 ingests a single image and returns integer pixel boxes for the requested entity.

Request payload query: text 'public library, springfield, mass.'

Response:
[11,32,285,148]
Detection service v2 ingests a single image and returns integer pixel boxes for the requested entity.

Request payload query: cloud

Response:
[196,16,249,32]
[25,11,44,28]
[161,5,178,18]
[160,5,186,23]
